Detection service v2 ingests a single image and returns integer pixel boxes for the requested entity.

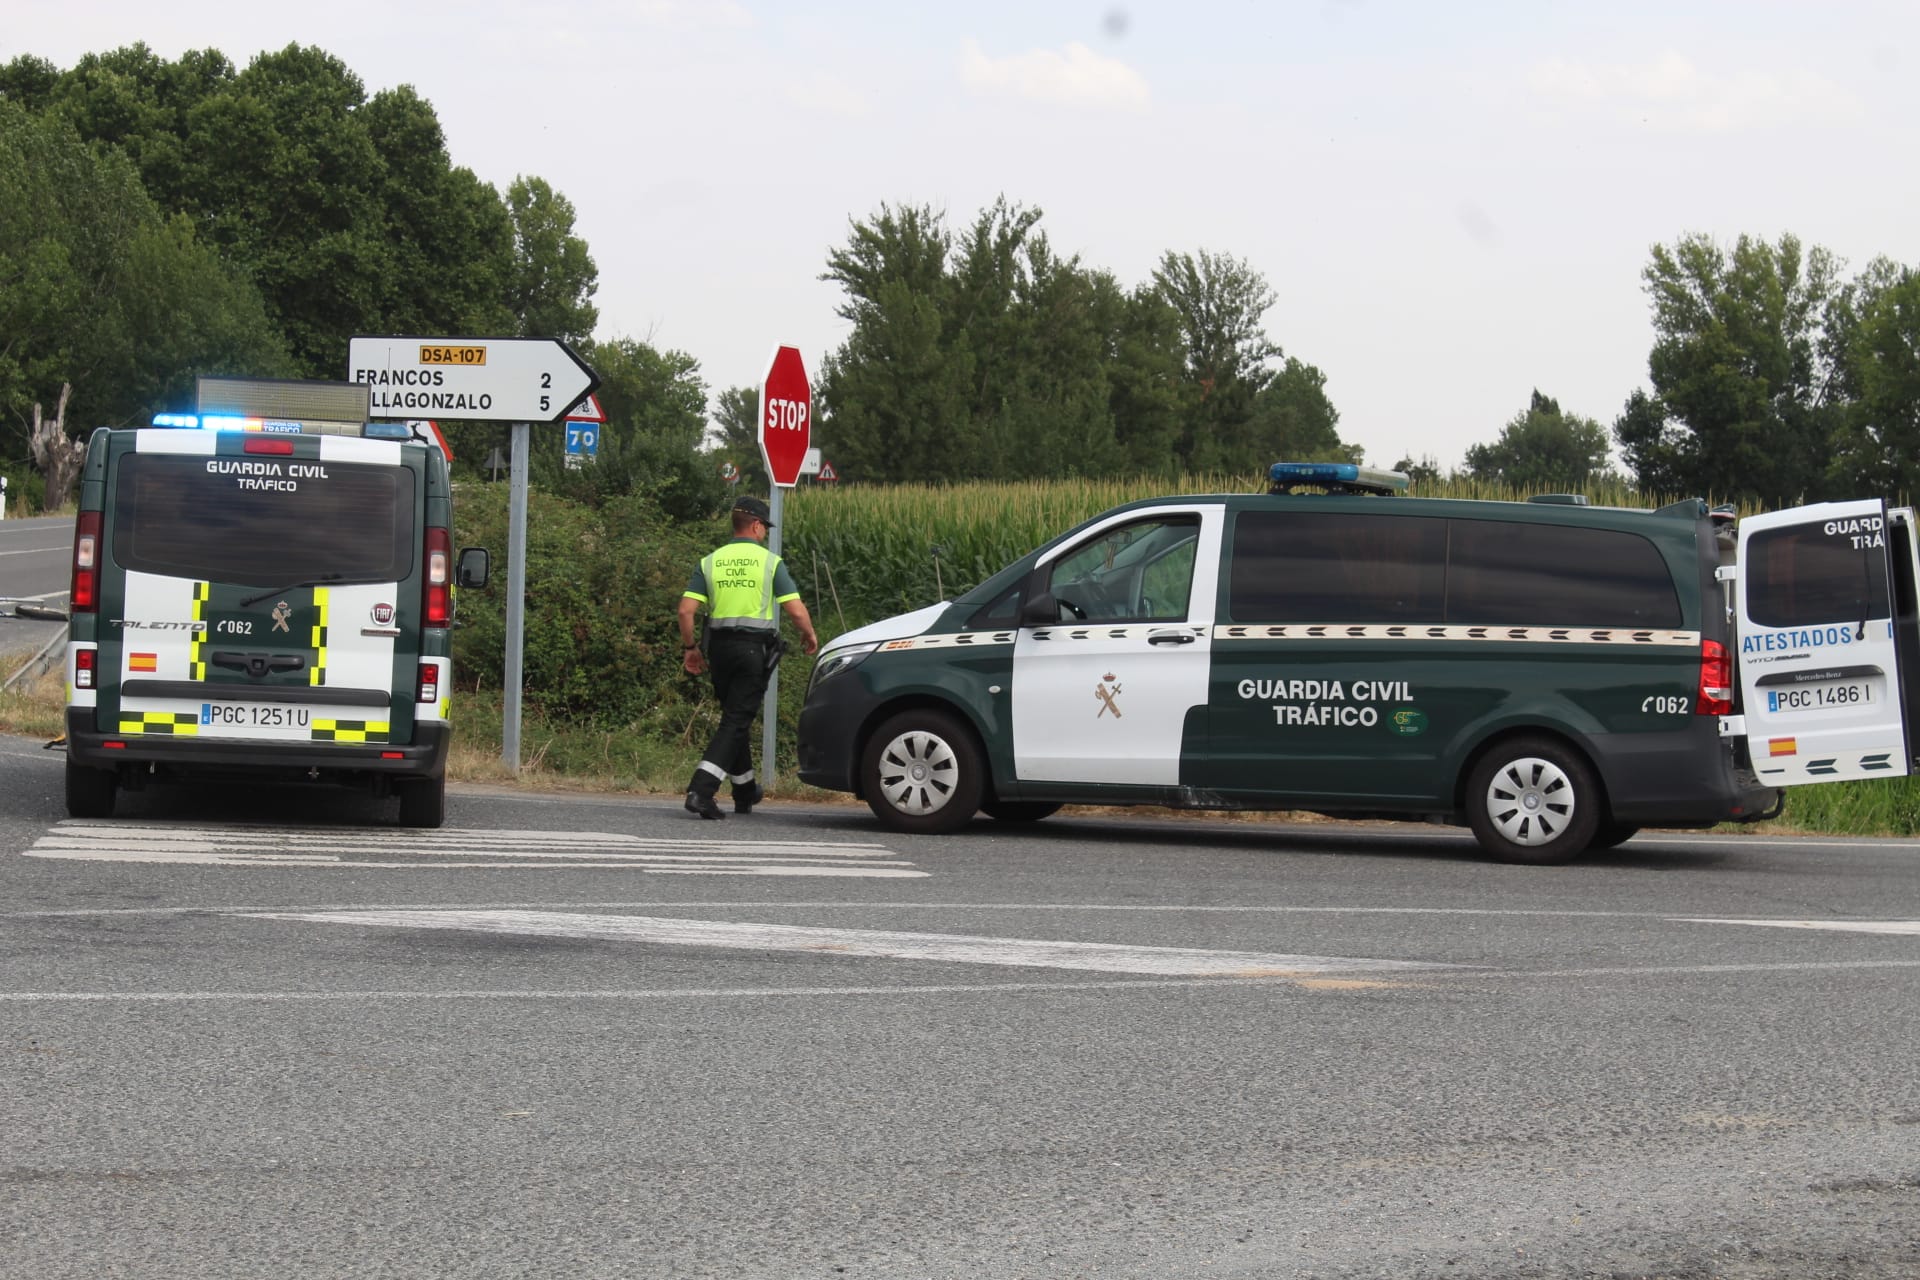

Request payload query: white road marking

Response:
[24,821,925,877]
[1677,917,1920,935]
[244,909,1458,977]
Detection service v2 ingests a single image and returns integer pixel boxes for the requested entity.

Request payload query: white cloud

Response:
[958,38,1149,111]
[1527,49,1864,133]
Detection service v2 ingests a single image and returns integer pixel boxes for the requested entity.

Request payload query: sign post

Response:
[348,336,600,773]
[756,345,812,785]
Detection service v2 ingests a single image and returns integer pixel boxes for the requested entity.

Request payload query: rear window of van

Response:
[110,454,415,587]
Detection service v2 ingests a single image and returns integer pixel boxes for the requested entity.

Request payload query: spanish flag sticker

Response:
[129,652,158,673]
[1768,738,1797,757]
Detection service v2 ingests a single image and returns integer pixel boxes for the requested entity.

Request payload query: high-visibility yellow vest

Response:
[701,543,781,634]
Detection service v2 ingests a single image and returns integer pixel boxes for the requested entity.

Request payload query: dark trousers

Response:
[692,633,772,795]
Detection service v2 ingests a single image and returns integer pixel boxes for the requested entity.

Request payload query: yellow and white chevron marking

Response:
[189,581,209,680]
[309,586,329,686]
[24,822,924,877]
[243,910,1458,977]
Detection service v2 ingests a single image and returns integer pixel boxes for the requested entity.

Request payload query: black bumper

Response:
[1593,721,1782,826]
[796,681,877,794]
[66,709,450,781]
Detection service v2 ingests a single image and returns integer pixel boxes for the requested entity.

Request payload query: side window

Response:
[1746,522,1891,629]
[1447,521,1682,628]
[1229,510,1445,623]
[1043,517,1199,623]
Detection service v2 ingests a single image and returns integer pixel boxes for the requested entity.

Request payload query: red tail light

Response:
[75,648,96,689]
[71,511,101,613]
[416,661,440,704]
[243,437,296,455]
[423,526,452,627]
[1696,639,1733,715]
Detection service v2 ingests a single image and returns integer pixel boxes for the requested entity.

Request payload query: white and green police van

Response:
[798,463,1920,863]
[63,378,488,827]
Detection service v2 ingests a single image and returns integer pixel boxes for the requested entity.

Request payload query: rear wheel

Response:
[1465,737,1600,865]
[861,708,985,834]
[981,799,1062,823]
[397,776,445,829]
[65,762,118,819]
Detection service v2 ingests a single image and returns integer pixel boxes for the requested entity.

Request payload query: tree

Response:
[1825,260,1920,496]
[711,385,767,491]
[1151,249,1279,471]
[506,175,598,344]
[1464,390,1612,492]
[1249,357,1357,469]
[1637,232,1842,503]
[0,100,287,482]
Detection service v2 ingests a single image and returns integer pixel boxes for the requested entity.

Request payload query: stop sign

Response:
[757,345,811,488]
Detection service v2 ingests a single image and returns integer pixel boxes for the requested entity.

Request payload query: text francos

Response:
[207,459,330,492]
[353,368,492,413]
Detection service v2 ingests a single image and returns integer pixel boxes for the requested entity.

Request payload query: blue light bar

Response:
[1267,461,1409,496]
[151,413,200,428]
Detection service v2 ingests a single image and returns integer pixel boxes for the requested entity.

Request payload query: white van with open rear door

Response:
[1730,500,1920,788]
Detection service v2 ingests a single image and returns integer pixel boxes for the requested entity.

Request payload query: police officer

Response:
[678,496,818,819]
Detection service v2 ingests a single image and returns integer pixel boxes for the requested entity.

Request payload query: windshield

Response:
[111,453,416,587]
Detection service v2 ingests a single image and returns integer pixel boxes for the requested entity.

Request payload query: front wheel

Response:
[1464,737,1601,865]
[861,708,985,834]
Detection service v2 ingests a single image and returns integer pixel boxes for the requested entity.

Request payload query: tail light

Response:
[75,648,96,690]
[423,526,451,627]
[1696,639,1733,715]
[71,511,101,613]
[416,661,440,704]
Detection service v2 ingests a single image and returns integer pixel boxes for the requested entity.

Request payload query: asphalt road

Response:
[0,514,72,670]
[2,733,1917,1279]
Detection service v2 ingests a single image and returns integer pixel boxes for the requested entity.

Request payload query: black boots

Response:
[684,787,724,820]
[733,781,763,814]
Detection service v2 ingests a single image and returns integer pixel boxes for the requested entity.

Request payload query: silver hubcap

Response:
[875,728,959,816]
[1484,756,1576,847]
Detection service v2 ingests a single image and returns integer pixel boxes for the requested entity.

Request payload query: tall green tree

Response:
[711,384,767,491]
[0,100,286,466]
[1628,232,1842,503]
[1151,249,1279,471]
[506,176,598,344]
[1465,390,1613,492]
[1249,357,1356,469]
[1825,260,1920,496]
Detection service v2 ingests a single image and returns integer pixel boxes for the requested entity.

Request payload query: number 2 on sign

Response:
[766,398,809,431]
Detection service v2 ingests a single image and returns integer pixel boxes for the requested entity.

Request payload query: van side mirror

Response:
[1018,592,1059,626]
[456,547,490,590]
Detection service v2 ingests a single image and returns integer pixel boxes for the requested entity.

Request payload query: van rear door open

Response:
[1734,499,1916,785]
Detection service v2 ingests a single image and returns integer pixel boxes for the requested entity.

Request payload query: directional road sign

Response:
[758,345,811,489]
[347,336,599,424]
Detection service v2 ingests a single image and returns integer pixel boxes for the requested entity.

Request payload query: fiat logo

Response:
[370,602,396,626]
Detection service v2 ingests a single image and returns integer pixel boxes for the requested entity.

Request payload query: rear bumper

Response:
[65,709,449,781]
[1593,720,1782,826]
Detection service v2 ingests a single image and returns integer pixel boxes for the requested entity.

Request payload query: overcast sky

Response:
[13,1,1920,472]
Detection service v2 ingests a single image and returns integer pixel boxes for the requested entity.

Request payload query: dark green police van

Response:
[62,378,488,827]
[798,463,1920,863]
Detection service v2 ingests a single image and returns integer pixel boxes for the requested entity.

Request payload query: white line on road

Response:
[243,909,1459,976]
[24,822,926,876]
[1676,917,1920,935]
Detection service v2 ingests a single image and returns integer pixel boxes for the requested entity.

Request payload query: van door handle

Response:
[211,651,307,678]
[1147,630,1196,646]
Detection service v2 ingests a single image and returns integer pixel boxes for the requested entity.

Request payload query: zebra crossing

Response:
[24,820,925,877]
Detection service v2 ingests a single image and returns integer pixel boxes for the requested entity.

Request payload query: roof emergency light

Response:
[1267,461,1409,496]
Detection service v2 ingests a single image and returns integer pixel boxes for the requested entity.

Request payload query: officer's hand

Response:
[684,649,705,675]
[801,633,819,656]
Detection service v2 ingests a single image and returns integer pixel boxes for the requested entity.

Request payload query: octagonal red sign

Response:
[758,345,812,488]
